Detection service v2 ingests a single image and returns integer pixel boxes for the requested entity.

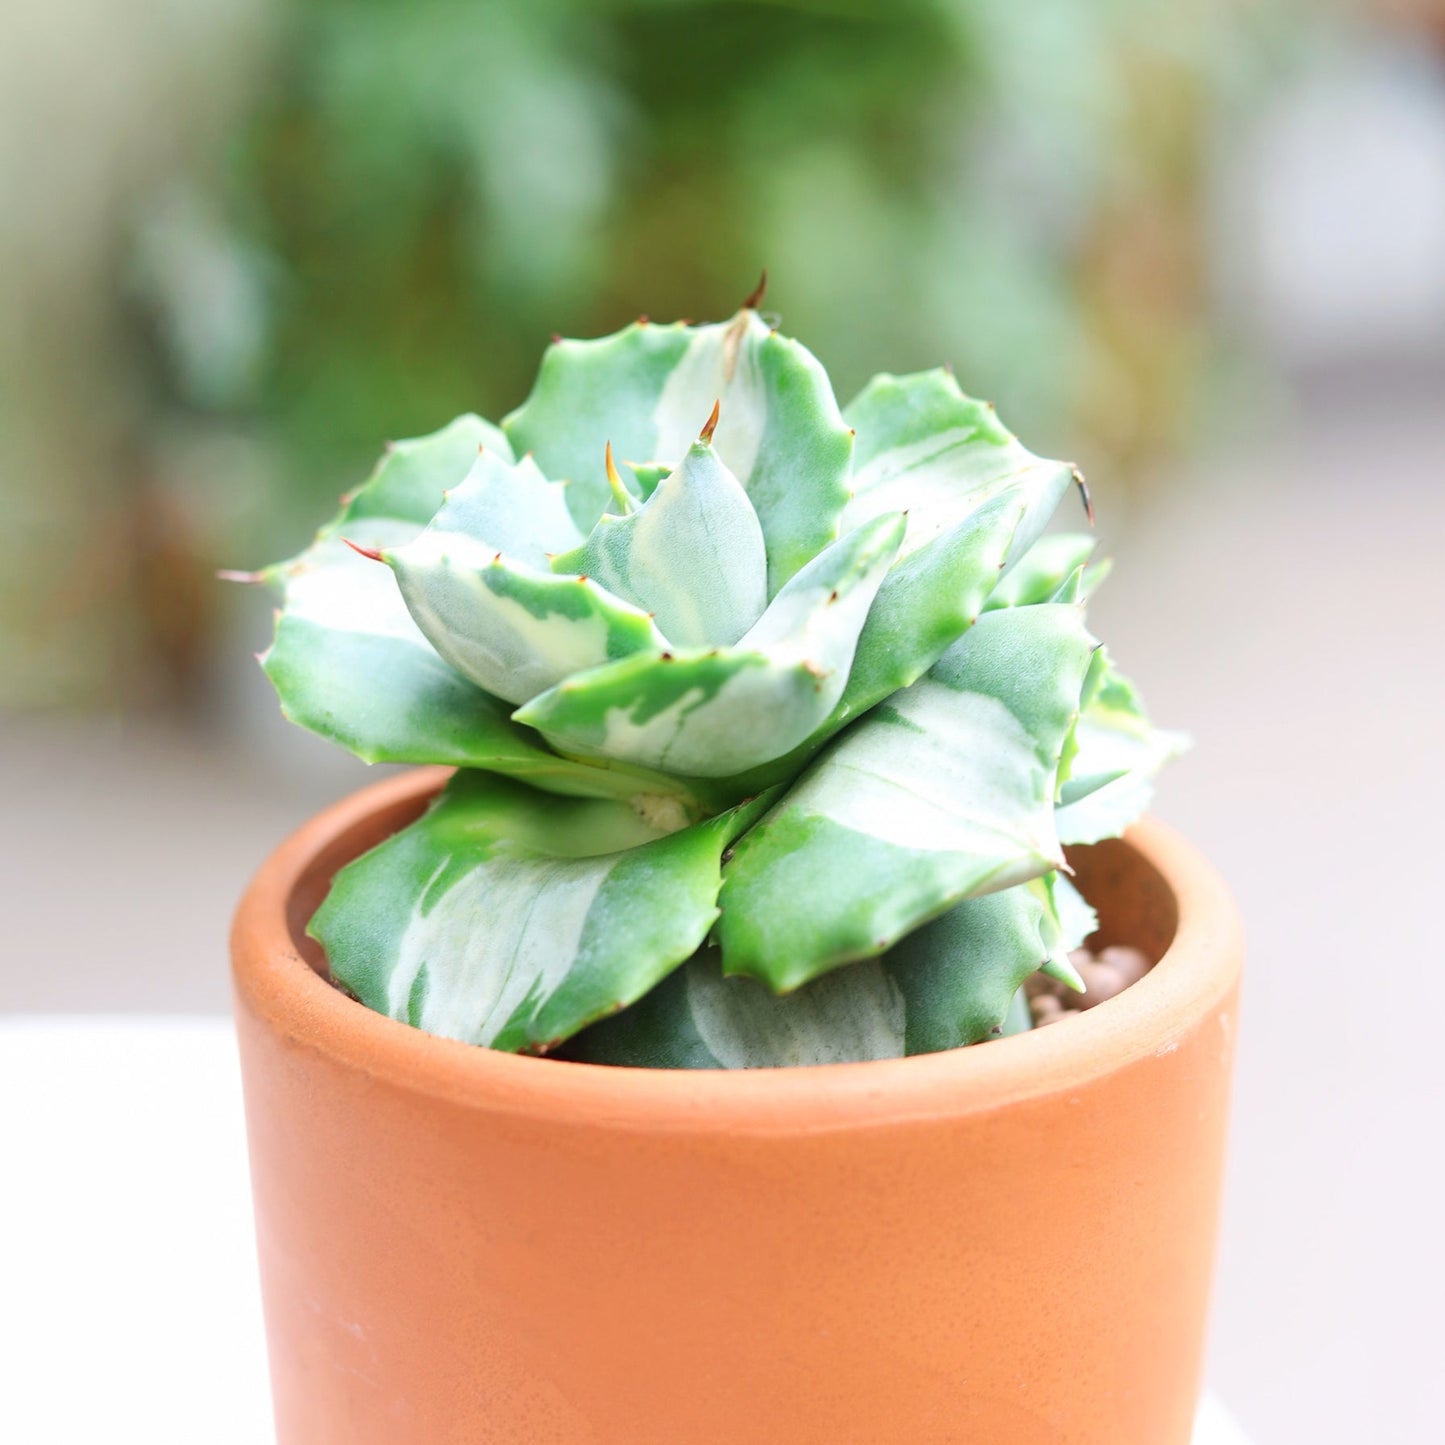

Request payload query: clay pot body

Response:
[231,768,1241,1445]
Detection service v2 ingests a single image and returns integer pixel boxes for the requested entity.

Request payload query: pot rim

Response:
[231,767,1242,1135]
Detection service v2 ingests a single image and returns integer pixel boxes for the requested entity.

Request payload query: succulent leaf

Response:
[567,947,907,1068]
[503,310,854,593]
[731,372,1080,773]
[310,769,776,1053]
[1054,650,1189,844]
[336,414,514,527]
[842,370,1074,562]
[513,513,904,777]
[551,437,768,648]
[260,416,535,769]
[835,486,1061,720]
[385,534,669,706]
[984,533,1105,611]
[625,460,671,500]
[716,600,1096,991]
[421,446,583,566]
[257,419,702,804]
[570,865,1100,1068]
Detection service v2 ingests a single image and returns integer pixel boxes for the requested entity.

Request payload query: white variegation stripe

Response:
[391,851,615,1046]
[516,514,903,778]
[784,682,1057,861]
[282,528,428,645]
[846,441,1066,561]
[583,660,824,778]
[652,314,768,485]
[390,532,664,705]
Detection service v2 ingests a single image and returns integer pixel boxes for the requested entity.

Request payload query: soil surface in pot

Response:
[1027,942,1153,1027]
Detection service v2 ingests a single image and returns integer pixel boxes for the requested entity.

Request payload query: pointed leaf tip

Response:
[699,399,721,444]
[742,269,768,311]
[603,441,636,514]
[342,538,386,563]
[1072,467,1095,526]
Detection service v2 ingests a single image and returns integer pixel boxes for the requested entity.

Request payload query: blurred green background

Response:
[3,0,1290,709]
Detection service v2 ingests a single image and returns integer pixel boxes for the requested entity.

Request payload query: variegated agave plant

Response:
[244,293,1183,1066]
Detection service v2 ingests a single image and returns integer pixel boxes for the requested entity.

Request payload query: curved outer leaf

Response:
[311,769,777,1054]
[386,534,668,706]
[262,416,529,767]
[551,438,767,647]
[513,513,904,778]
[421,446,583,566]
[717,600,1097,991]
[567,948,907,1069]
[725,373,1081,797]
[502,311,854,594]
[836,372,1079,704]
[333,413,514,529]
[983,533,1104,612]
[883,879,1061,1054]
[258,418,703,805]
[833,493,1046,720]
[569,866,1100,1068]
[843,369,1076,561]
[1054,649,1189,845]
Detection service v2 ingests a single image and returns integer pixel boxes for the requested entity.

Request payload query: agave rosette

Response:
[251,299,1180,1064]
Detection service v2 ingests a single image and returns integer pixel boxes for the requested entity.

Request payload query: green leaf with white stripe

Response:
[514,513,903,778]
[843,370,1078,564]
[503,310,854,593]
[375,443,671,706]
[385,536,668,707]
[832,486,1063,725]
[551,438,767,647]
[1055,651,1189,845]
[717,601,1096,991]
[311,769,777,1053]
[569,866,1101,1067]
[260,415,529,767]
[728,373,1079,780]
[258,419,701,804]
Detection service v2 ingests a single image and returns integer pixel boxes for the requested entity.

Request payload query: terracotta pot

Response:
[232,767,1242,1445]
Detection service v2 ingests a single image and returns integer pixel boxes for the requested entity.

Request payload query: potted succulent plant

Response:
[231,289,1241,1444]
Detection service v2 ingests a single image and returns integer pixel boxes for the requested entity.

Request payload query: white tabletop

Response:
[0,1017,1254,1444]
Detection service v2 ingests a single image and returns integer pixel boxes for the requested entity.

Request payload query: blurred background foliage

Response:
[0,0,1316,708]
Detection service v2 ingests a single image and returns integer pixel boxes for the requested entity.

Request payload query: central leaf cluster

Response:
[372,308,899,781]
